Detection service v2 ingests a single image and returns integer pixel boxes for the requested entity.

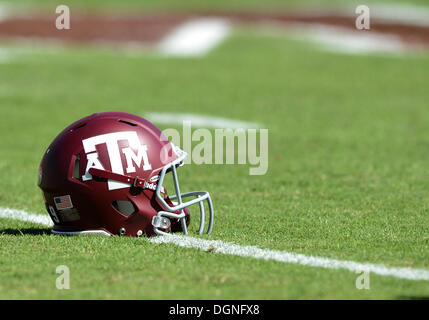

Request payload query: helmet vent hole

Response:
[118,120,137,126]
[112,200,136,217]
[71,123,87,131]
[72,154,81,180]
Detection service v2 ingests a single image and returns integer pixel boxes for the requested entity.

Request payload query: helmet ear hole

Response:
[129,186,143,196]
[112,200,136,217]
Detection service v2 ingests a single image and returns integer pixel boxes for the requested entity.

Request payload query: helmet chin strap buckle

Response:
[133,176,140,188]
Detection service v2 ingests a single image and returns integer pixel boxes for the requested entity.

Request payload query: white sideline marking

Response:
[150,235,429,281]
[291,24,405,54]
[370,4,429,27]
[0,207,53,226]
[2,206,429,281]
[0,45,64,64]
[0,2,10,22]
[145,112,261,129]
[0,49,10,63]
[157,18,230,56]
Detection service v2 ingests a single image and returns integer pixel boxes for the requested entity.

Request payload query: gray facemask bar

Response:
[151,147,214,236]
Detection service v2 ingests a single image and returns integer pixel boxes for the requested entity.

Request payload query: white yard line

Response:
[145,112,262,129]
[288,24,406,54]
[0,44,65,64]
[0,2,10,22]
[370,3,429,27]
[157,18,230,57]
[1,206,429,281]
[0,207,53,226]
[150,235,429,281]
[318,4,429,27]
[0,49,10,63]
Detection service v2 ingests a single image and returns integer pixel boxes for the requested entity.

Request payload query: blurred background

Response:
[0,0,429,299]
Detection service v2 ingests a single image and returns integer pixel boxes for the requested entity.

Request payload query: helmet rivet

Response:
[136,230,143,237]
[119,228,126,235]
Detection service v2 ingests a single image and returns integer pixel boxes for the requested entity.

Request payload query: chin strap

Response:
[88,168,147,188]
[88,168,165,193]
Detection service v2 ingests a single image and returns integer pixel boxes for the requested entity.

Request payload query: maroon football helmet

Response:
[38,112,213,237]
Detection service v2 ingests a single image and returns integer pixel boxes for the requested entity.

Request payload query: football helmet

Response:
[38,112,213,237]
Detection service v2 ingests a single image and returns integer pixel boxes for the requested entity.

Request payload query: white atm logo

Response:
[82,131,152,190]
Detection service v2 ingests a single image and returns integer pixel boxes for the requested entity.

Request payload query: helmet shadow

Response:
[396,296,429,300]
[0,228,52,236]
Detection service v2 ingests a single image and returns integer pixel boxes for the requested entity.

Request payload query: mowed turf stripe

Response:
[145,112,262,129]
[2,206,429,281]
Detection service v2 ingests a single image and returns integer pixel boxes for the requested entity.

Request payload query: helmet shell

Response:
[38,112,182,237]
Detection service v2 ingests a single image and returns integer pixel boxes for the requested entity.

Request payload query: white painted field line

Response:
[157,18,230,57]
[0,45,65,64]
[145,112,261,129]
[150,235,429,281]
[370,4,429,27]
[1,206,429,281]
[0,49,10,63]
[0,207,52,226]
[0,2,10,22]
[288,24,405,54]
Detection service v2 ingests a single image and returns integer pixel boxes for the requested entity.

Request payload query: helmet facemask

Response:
[151,146,214,236]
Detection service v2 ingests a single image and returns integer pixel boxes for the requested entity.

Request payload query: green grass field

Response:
[1,1,429,299]
[12,0,429,12]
